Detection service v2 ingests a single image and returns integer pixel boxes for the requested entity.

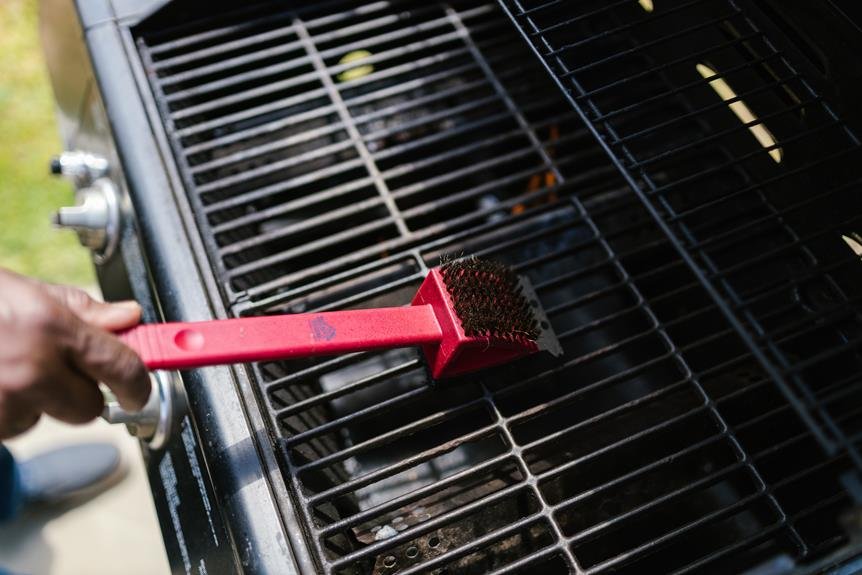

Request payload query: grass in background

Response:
[0,0,93,286]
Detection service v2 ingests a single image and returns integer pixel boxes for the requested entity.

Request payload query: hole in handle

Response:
[174,329,205,351]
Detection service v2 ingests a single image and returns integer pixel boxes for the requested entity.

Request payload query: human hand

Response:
[0,269,150,439]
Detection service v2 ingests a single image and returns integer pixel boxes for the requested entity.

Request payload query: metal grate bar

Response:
[203,158,367,214]
[565,462,750,544]
[331,44,475,90]
[300,15,419,238]
[308,423,499,505]
[328,24,500,79]
[784,334,862,377]
[668,523,786,575]
[285,385,429,454]
[667,148,860,223]
[175,86,330,138]
[149,18,298,69]
[397,516,552,575]
[391,122,562,197]
[381,119,576,180]
[172,36,503,138]
[520,0,666,27]
[584,493,768,574]
[647,122,843,196]
[309,4,443,46]
[578,32,764,100]
[163,53,312,104]
[533,0,708,40]
[616,81,814,146]
[190,121,345,175]
[691,204,862,265]
[398,154,588,219]
[146,0,401,59]
[183,101,337,155]
[274,359,421,418]
[328,489,539,568]
[706,214,861,279]
[446,4,564,185]
[196,140,355,194]
[521,383,703,456]
[631,108,830,169]
[295,396,487,471]
[362,92,505,141]
[265,352,378,393]
[591,53,784,123]
[545,432,728,506]
[372,107,521,161]
[223,217,396,278]
[317,452,518,538]
[160,38,306,91]
[319,4,496,61]
[554,11,740,67]
[244,187,567,297]
[170,69,323,121]
[483,386,583,573]
[351,76,491,124]
[821,378,862,410]
[485,548,565,575]
[218,188,389,250]
[341,59,482,108]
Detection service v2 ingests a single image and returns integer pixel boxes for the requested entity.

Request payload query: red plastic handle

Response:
[119,305,442,370]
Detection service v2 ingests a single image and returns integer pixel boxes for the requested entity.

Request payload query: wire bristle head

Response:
[440,257,540,340]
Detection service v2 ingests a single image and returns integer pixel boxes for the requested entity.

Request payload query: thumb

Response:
[42,284,142,331]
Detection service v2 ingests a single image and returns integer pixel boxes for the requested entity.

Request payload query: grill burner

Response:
[134,0,862,573]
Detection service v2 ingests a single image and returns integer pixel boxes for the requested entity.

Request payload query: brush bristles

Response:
[440,257,540,341]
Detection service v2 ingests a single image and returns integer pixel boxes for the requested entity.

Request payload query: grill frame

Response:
[126,0,862,573]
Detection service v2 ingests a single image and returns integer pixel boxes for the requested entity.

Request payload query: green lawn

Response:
[0,0,94,286]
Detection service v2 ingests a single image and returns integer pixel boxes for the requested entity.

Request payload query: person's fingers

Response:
[37,365,106,425]
[0,393,41,440]
[66,321,150,411]
[42,284,142,331]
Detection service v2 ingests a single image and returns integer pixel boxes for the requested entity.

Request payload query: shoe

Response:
[18,443,122,507]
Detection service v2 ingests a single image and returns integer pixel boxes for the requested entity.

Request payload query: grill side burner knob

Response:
[101,371,187,450]
[51,177,120,263]
[49,151,110,185]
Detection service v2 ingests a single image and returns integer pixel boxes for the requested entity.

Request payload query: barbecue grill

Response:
[38,0,862,573]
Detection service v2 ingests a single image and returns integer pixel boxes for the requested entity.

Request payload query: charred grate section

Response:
[496,0,862,506]
[137,0,604,299]
[133,1,861,573]
[253,190,855,574]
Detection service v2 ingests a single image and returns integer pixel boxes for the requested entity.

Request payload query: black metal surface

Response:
[133,0,862,573]
[494,0,862,498]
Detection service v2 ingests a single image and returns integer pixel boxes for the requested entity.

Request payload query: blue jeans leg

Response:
[0,445,22,523]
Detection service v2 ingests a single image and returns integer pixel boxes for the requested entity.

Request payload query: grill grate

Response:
[495,0,862,505]
[139,0,611,299]
[135,0,861,573]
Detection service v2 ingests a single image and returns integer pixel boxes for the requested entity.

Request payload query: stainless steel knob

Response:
[49,151,110,185]
[102,371,187,450]
[51,178,120,263]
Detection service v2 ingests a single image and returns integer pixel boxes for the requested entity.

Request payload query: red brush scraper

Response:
[118,258,562,379]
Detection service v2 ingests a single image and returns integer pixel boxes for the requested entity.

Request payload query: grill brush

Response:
[119,258,562,378]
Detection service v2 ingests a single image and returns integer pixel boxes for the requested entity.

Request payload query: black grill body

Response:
[40,0,862,573]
